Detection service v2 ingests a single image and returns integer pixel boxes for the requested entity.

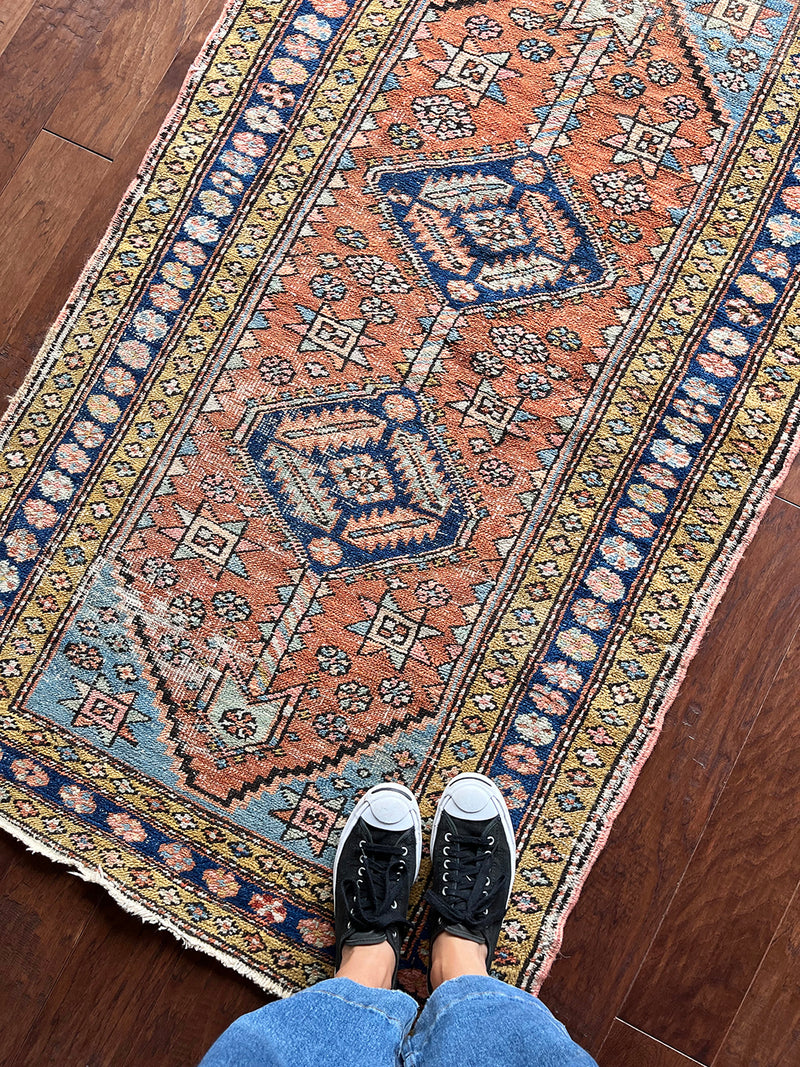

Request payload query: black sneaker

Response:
[425,772,516,972]
[333,782,422,987]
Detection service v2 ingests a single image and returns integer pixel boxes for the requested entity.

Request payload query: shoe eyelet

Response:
[401,846,408,855]
[443,860,449,869]
[444,832,451,842]
[391,901,398,910]
[443,846,449,855]
[485,877,491,887]
[488,836,494,844]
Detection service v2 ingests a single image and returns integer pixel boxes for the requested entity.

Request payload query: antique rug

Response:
[1,0,799,999]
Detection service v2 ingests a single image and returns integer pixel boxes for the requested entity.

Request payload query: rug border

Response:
[0,0,298,1000]
[531,426,800,991]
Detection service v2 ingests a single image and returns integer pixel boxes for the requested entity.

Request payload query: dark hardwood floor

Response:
[1,2,798,1063]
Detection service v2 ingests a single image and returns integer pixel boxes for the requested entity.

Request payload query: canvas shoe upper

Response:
[333,782,422,987]
[425,773,516,971]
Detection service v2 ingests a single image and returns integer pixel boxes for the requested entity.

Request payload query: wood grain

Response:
[599,1020,706,1067]
[0,827,20,884]
[776,452,800,508]
[119,947,265,1067]
[0,0,225,375]
[0,834,100,1057]
[619,627,800,1062]
[541,500,800,1056]
[13,887,258,1067]
[0,0,38,55]
[0,130,109,349]
[47,0,214,159]
[0,0,113,188]
[712,883,800,1067]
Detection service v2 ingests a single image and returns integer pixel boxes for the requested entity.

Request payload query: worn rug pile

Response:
[1,0,799,997]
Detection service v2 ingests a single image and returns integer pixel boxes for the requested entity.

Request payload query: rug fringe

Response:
[0,812,294,1001]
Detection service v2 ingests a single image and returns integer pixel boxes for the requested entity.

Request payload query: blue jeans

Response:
[199,975,597,1066]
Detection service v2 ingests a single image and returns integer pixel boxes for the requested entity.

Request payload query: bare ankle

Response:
[429,931,488,990]
[335,941,396,990]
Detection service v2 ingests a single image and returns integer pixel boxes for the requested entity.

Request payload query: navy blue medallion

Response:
[238,387,473,573]
[371,151,614,310]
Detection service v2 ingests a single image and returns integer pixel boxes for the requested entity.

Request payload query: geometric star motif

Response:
[603,106,693,177]
[286,302,381,370]
[347,591,441,670]
[425,36,520,106]
[272,781,348,857]
[163,502,260,578]
[450,379,532,444]
[60,674,147,747]
[695,0,780,41]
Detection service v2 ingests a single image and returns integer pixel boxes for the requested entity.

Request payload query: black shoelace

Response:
[343,839,411,933]
[425,829,506,929]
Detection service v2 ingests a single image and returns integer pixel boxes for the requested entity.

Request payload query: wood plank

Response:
[47,0,215,159]
[0,0,113,190]
[600,1020,706,1067]
[0,131,110,351]
[619,627,800,1062]
[776,453,800,508]
[540,499,800,1056]
[0,833,100,1056]
[14,886,253,1067]
[0,1,38,56]
[0,824,264,1067]
[712,883,800,1067]
[0,0,225,394]
[0,828,22,884]
[119,946,265,1067]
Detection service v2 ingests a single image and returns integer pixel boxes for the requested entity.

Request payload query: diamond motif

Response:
[371,150,614,309]
[239,388,472,573]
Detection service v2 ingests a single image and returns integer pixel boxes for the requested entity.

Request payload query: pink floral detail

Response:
[203,868,240,898]
[11,758,49,787]
[59,785,96,813]
[107,812,147,843]
[297,917,335,948]
[158,842,195,872]
[250,894,287,922]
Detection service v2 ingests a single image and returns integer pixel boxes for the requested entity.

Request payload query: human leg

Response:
[199,782,423,1066]
[404,973,596,1067]
[403,773,595,1066]
[199,977,418,1067]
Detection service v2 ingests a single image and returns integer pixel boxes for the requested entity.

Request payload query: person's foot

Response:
[425,773,516,988]
[333,782,422,989]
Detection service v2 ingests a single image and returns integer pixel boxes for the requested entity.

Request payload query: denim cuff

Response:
[306,976,419,1030]
[426,972,525,1009]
